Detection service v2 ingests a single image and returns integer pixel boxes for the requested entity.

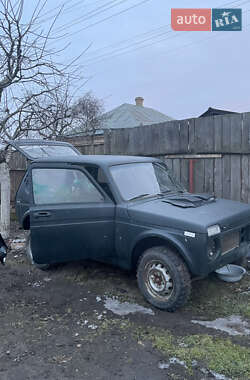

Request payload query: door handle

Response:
[34,211,51,218]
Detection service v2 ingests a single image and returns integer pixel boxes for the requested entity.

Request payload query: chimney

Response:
[135,96,144,106]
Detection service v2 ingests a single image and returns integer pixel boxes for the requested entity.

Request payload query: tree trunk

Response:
[0,162,11,238]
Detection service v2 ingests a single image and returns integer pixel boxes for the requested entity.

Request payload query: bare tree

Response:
[67,92,105,153]
[18,86,104,140]
[16,78,73,139]
[70,92,104,136]
[0,0,84,238]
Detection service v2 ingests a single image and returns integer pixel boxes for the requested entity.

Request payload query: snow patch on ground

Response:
[158,362,169,369]
[200,368,231,380]
[104,297,154,316]
[158,357,197,370]
[169,357,187,368]
[210,370,231,380]
[191,315,250,336]
[159,358,231,379]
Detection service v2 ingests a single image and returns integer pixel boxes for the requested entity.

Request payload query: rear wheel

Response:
[26,233,51,271]
[137,246,191,311]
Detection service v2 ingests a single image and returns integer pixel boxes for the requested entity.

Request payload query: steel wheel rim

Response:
[144,260,174,300]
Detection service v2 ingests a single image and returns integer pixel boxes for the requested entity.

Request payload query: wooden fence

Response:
[103,112,250,203]
[8,151,28,203]
[5,111,250,203]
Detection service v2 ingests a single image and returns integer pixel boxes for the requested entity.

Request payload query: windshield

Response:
[110,162,184,201]
[18,144,79,159]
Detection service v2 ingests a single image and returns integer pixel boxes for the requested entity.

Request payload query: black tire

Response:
[26,233,51,271]
[137,246,191,312]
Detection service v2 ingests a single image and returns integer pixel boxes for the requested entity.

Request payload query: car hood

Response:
[127,194,250,233]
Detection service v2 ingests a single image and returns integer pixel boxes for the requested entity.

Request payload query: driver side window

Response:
[32,168,104,204]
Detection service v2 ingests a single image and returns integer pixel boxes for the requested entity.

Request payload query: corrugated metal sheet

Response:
[101,103,173,129]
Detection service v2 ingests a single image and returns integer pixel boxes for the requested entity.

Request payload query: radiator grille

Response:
[221,231,240,255]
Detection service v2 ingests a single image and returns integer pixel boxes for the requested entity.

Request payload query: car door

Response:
[29,163,115,265]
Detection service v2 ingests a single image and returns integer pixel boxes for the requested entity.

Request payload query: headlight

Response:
[207,236,220,260]
[207,224,221,237]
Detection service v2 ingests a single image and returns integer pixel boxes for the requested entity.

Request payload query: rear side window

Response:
[32,168,104,204]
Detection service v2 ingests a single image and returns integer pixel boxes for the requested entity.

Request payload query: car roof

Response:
[32,155,160,167]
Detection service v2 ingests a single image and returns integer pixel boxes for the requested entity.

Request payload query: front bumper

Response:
[189,227,250,277]
[209,241,249,273]
[221,240,248,263]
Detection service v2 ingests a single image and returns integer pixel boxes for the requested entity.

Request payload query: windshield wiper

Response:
[129,193,151,201]
[158,189,185,196]
[158,190,172,194]
[129,190,185,201]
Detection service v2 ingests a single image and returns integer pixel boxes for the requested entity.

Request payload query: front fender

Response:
[130,229,195,272]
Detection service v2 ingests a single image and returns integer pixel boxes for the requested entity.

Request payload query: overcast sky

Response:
[35,0,250,120]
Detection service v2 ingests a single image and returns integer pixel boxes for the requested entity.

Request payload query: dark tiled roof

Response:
[199,107,239,118]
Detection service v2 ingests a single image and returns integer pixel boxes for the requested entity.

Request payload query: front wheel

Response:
[137,246,191,312]
[26,233,51,271]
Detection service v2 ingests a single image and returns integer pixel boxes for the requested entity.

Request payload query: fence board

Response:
[9,151,28,170]
[230,155,241,201]
[241,113,250,153]
[10,170,25,202]
[179,120,189,153]
[195,117,214,153]
[230,114,242,152]
[222,155,231,199]
[188,118,195,153]
[172,159,181,183]
[214,115,222,152]
[214,157,223,198]
[94,144,105,155]
[164,158,173,172]
[222,116,231,153]
[241,155,249,203]
[194,159,204,193]
[162,122,180,154]
[104,130,111,154]
[204,159,214,193]
[146,123,161,156]
[248,156,250,204]
[134,126,145,156]
[180,159,189,190]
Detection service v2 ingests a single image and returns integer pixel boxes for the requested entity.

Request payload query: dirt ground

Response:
[0,225,249,380]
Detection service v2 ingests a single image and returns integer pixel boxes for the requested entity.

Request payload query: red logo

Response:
[171,9,211,31]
